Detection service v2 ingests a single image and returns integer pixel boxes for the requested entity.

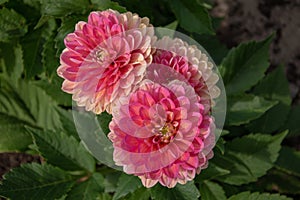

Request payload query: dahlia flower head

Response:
[57,9,156,114]
[57,9,221,189]
[108,36,220,188]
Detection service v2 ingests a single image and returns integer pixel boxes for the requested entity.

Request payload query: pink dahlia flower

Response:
[108,80,215,188]
[149,37,221,113]
[57,10,156,114]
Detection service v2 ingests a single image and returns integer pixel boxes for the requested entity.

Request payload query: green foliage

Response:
[66,173,105,200]
[0,8,28,42]
[220,35,274,95]
[27,127,95,172]
[228,191,291,200]
[112,174,142,200]
[169,0,214,35]
[247,66,291,133]
[150,181,200,200]
[0,163,74,200]
[214,131,287,185]
[0,113,32,151]
[199,181,226,200]
[40,0,90,17]
[226,94,277,126]
[275,147,300,177]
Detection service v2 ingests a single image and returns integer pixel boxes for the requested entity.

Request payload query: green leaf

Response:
[113,174,142,200]
[275,146,300,177]
[226,94,277,126]
[195,163,230,183]
[34,76,72,107]
[97,111,112,135]
[66,173,105,200]
[56,108,78,139]
[247,66,291,133]
[253,66,291,105]
[0,8,28,42]
[199,181,226,200]
[42,19,58,80]
[259,169,300,195]
[0,78,62,130]
[103,171,122,193]
[0,163,74,200]
[40,0,90,17]
[220,35,274,95]
[91,0,126,13]
[164,20,178,30]
[246,103,289,134]
[150,181,200,200]
[214,131,287,185]
[169,0,214,35]
[281,105,300,137]
[0,113,32,152]
[0,0,9,5]
[0,41,24,81]
[21,22,55,79]
[126,187,150,200]
[228,191,291,200]
[27,127,95,172]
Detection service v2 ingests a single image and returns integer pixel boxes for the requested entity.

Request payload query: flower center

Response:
[96,49,108,63]
[153,123,177,144]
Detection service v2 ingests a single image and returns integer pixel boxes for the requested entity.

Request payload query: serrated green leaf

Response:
[220,35,274,95]
[113,174,142,200]
[275,146,300,177]
[42,19,58,80]
[169,0,213,35]
[0,78,62,130]
[66,173,105,200]
[199,181,226,200]
[0,8,28,42]
[34,76,72,107]
[0,113,32,152]
[150,181,200,200]
[214,131,287,185]
[195,163,230,183]
[0,41,24,82]
[27,127,95,172]
[281,105,300,137]
[40,0,89,17]
[21,22,55,79]
[228,191,291,200]
[55,108,79,139]
[226,94,277,126]
[0,163,74,200]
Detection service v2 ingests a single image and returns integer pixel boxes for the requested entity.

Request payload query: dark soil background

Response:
[0,0,299,193]
[212,0,300,105]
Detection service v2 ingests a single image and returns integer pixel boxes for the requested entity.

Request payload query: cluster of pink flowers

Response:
[58,9,220,188]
